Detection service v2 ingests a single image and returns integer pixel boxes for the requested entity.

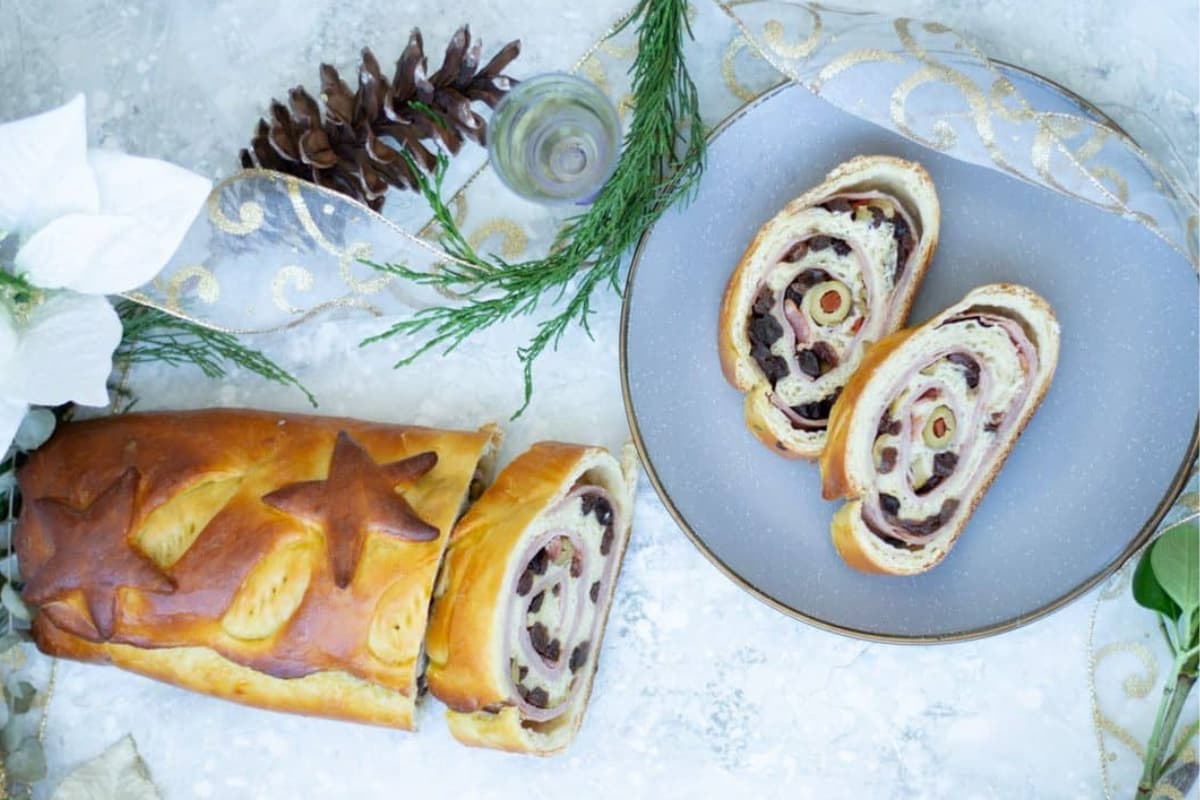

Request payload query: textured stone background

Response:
[1,1,1195,798]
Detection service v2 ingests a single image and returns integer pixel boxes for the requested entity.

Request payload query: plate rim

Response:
[619,75,1200,644]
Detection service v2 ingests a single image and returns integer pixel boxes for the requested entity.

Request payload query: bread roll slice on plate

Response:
[820,284,1060,575]
[719,155,940,459]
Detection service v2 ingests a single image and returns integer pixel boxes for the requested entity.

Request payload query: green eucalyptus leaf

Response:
[1134,543,1181,620]
[6,735,47,784]
[1,582,30,621]
[0,698,9,731]
[9,681,35,714]
[1151,521,1200,616]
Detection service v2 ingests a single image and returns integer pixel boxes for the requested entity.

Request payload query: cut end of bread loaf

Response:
[426,441,636,755]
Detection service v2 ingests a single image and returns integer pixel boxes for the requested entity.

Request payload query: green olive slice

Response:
[804,280,851,326]
[922,405,956,449]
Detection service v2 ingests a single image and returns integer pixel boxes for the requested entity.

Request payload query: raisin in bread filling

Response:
[863,311,1039,547]
[506,485,619,722]
[746,192,921,431]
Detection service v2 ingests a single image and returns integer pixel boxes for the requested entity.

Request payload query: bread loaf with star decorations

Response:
[425,441,638,755]
[15,409,500,729]
[719,155,940,459]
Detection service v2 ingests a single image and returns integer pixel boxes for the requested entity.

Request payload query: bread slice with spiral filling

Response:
[820,284,1060,575]
[719,155,940,459]
[425,441,638,755]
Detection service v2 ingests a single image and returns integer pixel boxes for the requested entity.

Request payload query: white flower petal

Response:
[0,397,26,458]
[88,149,211,292]
[0,94,99,235]
[14,293,120,407]
[14,213,138,293]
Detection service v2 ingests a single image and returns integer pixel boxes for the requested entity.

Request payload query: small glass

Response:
[487,73,621,205]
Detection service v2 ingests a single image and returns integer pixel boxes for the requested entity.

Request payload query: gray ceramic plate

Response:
[621,75,1199,642]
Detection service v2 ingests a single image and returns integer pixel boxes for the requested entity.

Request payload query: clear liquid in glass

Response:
[488,73,621,204]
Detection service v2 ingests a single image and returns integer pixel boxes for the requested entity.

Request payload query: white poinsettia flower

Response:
[0,94,211,294]
[0,94,211,455]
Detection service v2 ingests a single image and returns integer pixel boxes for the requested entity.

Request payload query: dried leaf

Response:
[6,735,46,785]
[1,583,30,622]
[51,735,160,800]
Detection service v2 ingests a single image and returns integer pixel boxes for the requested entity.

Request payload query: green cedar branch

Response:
[361,0,704,417]
[114,301,317,407]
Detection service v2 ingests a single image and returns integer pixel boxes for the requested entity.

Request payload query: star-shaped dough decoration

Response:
[262,431,439,589]
[22,468,175,642]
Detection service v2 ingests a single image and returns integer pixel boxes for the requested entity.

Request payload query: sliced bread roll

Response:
[819,284,1060,575]
[719,155,940,459]
[425,441,638,755]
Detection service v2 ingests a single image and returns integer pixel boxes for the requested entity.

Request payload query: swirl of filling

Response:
[504,485,620,722]
[746,192,922,431]
[859,309,1039,548]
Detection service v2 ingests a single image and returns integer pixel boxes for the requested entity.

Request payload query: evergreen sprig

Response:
[114,302,317,407]
[361,0,704,417]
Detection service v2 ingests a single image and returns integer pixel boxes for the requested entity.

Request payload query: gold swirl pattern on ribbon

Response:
[467,219,530,260]
[206,184,265,236]
[271,266,316,314]
[722,36,763,102]
[989,76,1036,123]
[811,48,904,92]
[762,13,821,60]
[891,19,1010,169]
[720,1,1196,268]
[581,55,612,99]
[164,265,220,312]
[284,177,390,296]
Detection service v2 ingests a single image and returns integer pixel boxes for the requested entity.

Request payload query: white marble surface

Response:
[1,1,1196,798]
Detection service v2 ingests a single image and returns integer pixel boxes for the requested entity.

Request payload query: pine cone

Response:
[239,25,520,211]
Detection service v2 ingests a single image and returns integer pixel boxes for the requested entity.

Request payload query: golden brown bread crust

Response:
[828,503,890,575]
[718,155,940,460]
[17,409,500,728]
[426,441,637,755]
[818,284,1060,575]
[33,615,416,727]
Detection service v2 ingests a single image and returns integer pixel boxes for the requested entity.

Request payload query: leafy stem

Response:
[360,0,704,417]
[1132,516,1200,799]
